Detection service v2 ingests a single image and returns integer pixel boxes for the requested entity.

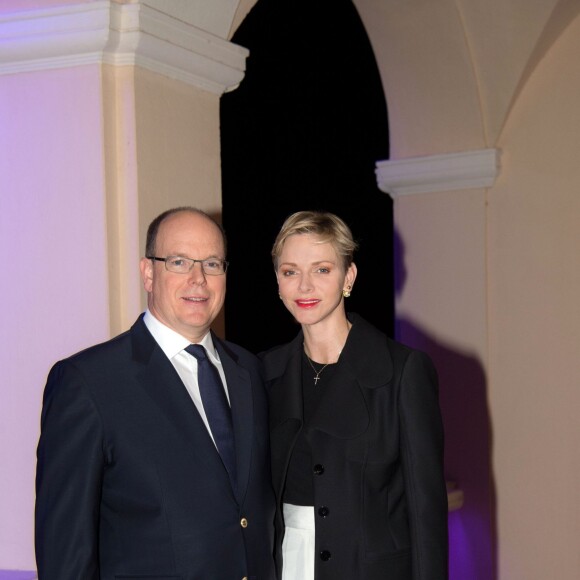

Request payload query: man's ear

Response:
[140,257,154,293]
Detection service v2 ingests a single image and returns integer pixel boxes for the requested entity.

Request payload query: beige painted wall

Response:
[355,0,486,157]
[489,14,580,577]
[102,65,224,337]
[133,67,225,336]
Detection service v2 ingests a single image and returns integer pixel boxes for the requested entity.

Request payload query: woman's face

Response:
[276,233,356,329]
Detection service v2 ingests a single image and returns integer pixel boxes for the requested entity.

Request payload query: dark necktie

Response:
[185,344,237,492]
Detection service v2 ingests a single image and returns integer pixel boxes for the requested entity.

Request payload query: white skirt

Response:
[282,503,315,580]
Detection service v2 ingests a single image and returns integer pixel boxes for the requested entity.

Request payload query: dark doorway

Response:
[221,0,392,353]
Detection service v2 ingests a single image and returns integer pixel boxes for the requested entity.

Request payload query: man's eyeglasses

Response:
[147,256,229,276]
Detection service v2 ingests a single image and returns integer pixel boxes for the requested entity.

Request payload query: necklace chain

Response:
[303,327,350,386]
[305,356,331,385]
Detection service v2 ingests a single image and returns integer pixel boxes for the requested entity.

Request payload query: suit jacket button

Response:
[240,517,248,528]
[320,550,332,561]
[313,463,325,475]
[317,506,330,517]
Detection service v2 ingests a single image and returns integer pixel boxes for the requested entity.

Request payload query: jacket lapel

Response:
[307,361,369,439]
[265,314,395,440]
[308,315,394,438]
[265,334,304,430]
[340,313,394,387]
[214,337,254,505]
[265,330,369,441]
[130,317,235,499]
[263,335,304,496]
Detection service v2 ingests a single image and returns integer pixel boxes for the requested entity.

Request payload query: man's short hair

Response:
[145,207,227,257]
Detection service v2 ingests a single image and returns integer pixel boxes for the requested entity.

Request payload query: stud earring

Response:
[342,285,352,298]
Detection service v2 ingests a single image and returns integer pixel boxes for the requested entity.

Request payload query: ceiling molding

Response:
[376,149,501,198]
[0,1,249,94]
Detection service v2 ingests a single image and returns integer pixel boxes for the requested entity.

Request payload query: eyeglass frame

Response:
[147,255,229,276]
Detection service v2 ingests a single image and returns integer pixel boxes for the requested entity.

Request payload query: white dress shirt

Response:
[143,310,230,448]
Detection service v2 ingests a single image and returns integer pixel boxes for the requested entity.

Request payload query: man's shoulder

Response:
[64,328,132,365]
[54,316,149,374]
[43,327,138,402]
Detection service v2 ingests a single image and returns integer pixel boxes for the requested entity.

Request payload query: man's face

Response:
[140,211,226,343]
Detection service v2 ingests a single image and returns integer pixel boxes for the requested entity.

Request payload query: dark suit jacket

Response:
[35,315,276,580]
[262,314,448,580]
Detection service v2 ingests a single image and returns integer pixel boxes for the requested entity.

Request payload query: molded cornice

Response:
[376,149,501,198]
[0,1,249,94]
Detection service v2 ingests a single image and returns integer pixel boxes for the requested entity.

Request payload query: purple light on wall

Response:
[449,508,495,580]
[394,230,496,580]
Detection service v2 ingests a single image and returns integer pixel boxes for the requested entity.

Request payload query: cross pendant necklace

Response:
[303,323,350,385]
[305,356,331,385]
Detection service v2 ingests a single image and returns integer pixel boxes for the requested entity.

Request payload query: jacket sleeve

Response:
[399,350,448,580]
[35,361,104,580]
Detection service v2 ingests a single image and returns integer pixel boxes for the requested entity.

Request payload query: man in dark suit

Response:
[35,207,276,580]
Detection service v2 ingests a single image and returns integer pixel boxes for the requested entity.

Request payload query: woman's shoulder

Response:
[349,313,418,353]
[347,312,433,368]
[259,333,303,380]
[259,341,289,359]
[345,314,437,388]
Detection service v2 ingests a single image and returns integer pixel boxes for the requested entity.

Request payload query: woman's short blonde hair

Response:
[272,210,358,270]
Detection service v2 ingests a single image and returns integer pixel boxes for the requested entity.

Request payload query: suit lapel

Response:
[130,318,235,499]
[215,337,254,505]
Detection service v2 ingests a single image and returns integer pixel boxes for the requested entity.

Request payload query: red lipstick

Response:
[295,299,320,309]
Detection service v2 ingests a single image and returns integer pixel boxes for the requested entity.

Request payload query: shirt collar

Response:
[143,310,218,361]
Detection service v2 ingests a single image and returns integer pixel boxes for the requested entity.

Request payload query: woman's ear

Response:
[345,262,357,291]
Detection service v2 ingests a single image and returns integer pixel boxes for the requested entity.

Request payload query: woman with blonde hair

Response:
[262,210,448,580]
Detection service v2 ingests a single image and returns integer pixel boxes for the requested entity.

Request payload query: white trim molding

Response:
[0,1,249,94]
[376,148,501,198]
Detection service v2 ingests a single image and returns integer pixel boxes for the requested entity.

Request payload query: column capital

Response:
[376,148,501,198]
[0,1,248,94]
